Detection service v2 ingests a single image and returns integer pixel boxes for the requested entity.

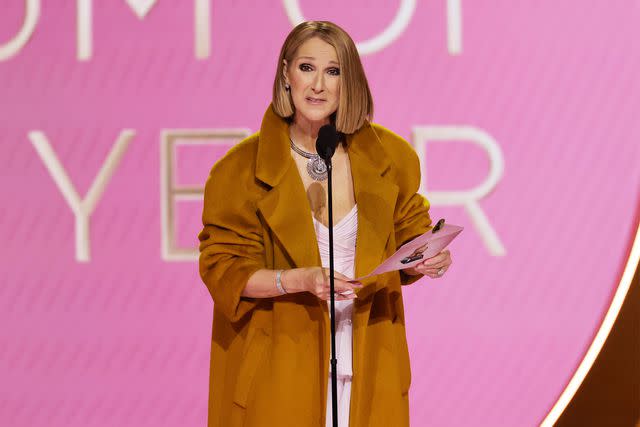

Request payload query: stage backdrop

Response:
[1,1,639,426]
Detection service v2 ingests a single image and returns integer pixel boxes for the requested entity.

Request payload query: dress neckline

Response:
[313,204,358,230]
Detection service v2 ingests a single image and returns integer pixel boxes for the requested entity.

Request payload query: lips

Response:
[306,97,326,104]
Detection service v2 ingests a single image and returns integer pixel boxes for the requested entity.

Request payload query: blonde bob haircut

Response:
[272,21,374,135]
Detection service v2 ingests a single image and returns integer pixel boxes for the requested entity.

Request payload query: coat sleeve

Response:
[391,136,433,286]
[197,154,266,323]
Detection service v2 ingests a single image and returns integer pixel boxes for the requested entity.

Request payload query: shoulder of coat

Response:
[209,132,260,177]
[368,122,419,170]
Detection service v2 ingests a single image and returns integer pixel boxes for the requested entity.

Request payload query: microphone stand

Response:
[316,124,340,427]
[325,158,339,427]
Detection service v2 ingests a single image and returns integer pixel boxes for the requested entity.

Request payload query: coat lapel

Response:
[255,105,321,269]
[348,123,398,289]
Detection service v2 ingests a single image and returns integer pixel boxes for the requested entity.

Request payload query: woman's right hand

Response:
[297,267,362,301]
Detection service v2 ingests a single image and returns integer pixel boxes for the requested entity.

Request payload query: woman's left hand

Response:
[404,249,452,279]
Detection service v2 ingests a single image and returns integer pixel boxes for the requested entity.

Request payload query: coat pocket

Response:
[233,327,270,408]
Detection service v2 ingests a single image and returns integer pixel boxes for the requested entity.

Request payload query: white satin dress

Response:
[312,204,358,427]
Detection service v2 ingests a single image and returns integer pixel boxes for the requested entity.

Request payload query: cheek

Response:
[329,81,340,103]
[290,82,306,103]
[331,79,340,95]
[287,72,301,91]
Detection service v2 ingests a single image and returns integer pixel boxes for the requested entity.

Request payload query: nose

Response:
[311,71,324,93]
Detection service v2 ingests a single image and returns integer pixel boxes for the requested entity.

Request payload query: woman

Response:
[198,21,452,427]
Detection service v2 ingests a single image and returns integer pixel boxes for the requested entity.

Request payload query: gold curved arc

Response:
[540,214,640,426]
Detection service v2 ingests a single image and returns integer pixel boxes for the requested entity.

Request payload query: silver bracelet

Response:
[275,269,287,295]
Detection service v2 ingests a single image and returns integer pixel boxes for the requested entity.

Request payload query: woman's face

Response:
[283,37,341,126]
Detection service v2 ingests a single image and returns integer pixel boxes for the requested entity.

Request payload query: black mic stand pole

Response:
[326,158,339,427]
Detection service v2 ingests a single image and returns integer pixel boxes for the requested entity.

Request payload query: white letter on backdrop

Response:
[160,129,250,262]
[447,0,463,54]
[77,0,210,60]
[412,126,505,255]
[29,130,135,262]
[194,0,210,59]
[0,0,40,61]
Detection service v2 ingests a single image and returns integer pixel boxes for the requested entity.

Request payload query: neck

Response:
[289,113,331,152]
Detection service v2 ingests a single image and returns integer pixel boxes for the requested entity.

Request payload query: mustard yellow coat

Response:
[198,104,432,427]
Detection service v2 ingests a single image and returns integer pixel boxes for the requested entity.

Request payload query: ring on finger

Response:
[437,267,445,276]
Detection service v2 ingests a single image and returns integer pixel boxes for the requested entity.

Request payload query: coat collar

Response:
[255,104,293,187]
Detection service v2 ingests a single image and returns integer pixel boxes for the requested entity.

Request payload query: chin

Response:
[297,108,337,124]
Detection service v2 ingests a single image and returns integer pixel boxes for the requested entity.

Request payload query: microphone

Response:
[316,124,339,162]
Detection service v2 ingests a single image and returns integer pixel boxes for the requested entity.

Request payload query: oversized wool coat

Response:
[198,104,433,427]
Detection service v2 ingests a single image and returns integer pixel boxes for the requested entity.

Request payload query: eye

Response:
[299,63,313,72]
[327,67,341,76]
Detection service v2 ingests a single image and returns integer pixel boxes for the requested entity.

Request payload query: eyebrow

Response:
[297,56,340,66]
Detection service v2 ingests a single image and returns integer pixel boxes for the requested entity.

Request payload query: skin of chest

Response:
[290,144,356,227]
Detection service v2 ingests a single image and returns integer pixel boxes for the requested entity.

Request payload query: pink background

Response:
[1,1,639,426]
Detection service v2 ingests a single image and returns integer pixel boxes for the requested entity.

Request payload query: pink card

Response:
[353,223,463,280]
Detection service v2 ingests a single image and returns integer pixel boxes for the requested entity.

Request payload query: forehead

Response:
[294,37,339,63]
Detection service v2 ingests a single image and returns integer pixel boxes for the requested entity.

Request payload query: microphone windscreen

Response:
[316,124,339,161]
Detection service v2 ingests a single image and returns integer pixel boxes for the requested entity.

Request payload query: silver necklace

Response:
[289,137,328,181]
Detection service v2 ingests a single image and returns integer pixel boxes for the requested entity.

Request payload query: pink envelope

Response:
[353,223,463,280]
